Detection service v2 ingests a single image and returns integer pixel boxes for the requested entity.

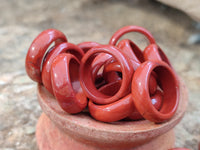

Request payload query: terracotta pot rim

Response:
[37,78,188,142]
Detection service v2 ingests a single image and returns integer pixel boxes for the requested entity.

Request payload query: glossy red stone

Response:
[80,45,134,105]
[109,25,156,46]
[77,41,101,53]
[41,42,84,94]
[131,61,179,123]
[169,148,191,150]
[25,29,67,83]
[89,80,134,122]
[89,94,133,122]
[25,26,181,125]
[104,60,158,95]
[128,90,163,120]
[51,53,87,114]
[117,40,159,95]
[90,53,113,82]
[143,44,172,66]
[117,39,144,63]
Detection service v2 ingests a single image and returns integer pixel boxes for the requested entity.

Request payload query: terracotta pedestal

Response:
[36,80,188,150]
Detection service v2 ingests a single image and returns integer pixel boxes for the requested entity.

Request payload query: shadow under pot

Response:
[131,61,180,123]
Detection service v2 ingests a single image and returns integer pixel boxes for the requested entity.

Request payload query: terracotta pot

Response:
[36,79,188,150]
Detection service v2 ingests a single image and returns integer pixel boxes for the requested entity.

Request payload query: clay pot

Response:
[36,79,188,150]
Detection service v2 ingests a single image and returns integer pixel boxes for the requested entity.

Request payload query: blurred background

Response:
[0,0,199,149]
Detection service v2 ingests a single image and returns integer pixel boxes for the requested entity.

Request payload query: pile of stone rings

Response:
[25,25,180,123]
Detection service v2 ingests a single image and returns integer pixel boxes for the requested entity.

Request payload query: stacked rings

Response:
[25,25,180,123]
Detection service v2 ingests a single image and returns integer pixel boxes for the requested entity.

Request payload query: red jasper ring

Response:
[104,60,157,95]
[89,94,134,122]
[77,41,101,53]
[89,79,163,122]
[41,42,84,94]
[117,39,144,63]
[91,54,121,88]
[90,53,112,82]
[102,61,122,84]
[80,45,133,105]
[89,80,134,122]
[102,60,162,121]
[131,61,179,123]
[25,25,181,124]
[51,53,87,114]
[169,148,191,150]
[143,44,172,67]
[109,25,156,46]
[77,42,114,86]
[128,90,163,120]
[25,29,67,83]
